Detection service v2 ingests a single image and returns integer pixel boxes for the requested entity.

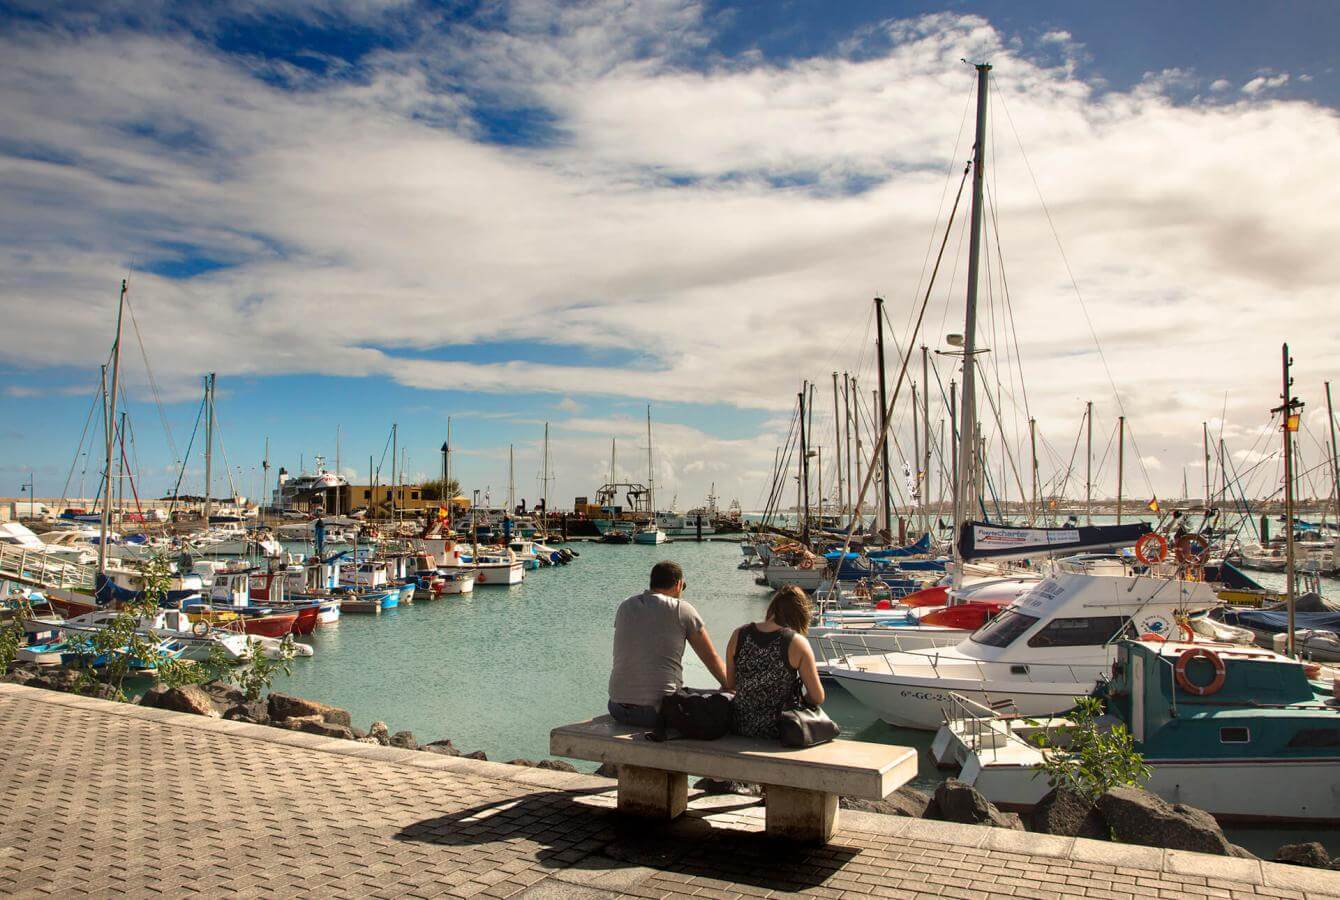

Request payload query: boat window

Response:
[970,608,1040,648]
[1219,727,1250,744]
[1026,616,1129,648]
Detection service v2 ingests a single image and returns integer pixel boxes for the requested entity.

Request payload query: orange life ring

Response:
[1175,647,1226,696]
[1139,622,1194,643]
[1174,533,1211,566]
[798,557,815,570]
[1134,533,1168,565]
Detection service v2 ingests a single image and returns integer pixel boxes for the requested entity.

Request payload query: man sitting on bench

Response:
[607,560,728,727]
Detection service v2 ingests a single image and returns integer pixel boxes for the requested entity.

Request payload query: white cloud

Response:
[1209,79,1231,92]
[0,5,1338,502]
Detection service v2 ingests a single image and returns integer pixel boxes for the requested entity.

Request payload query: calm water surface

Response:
[269,538,1336,855]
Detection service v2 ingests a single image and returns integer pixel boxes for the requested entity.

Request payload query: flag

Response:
[437,506,448,520]
[1286,413,1301,432]
[1146,498,1160,513]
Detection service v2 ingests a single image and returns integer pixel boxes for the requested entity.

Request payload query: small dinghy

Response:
[1272,629,1340,662]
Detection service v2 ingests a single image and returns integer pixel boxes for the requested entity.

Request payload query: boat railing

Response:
[825,635,1103,689]
[0,543,97,591]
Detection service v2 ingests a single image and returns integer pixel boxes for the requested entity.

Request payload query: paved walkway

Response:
[0,682,1335,899]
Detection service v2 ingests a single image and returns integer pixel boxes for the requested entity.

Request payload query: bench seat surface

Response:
[550,716,917,800]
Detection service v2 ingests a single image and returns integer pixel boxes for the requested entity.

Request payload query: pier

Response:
[1,682,1335,899]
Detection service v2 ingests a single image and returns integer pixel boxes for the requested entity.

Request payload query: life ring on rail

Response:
[1174,533,1211,566]
[1174,647,1226,696]
[798,557,815,570]
[192,619,211,637]
[1134,533,1168,565]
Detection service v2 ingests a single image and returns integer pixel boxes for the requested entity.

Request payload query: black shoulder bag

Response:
[775,630,840,748]
[647,687,734,741]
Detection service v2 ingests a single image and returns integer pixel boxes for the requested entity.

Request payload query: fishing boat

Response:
[931,637,1340,823]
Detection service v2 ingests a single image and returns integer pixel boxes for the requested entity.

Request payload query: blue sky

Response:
[1,0,1338,507]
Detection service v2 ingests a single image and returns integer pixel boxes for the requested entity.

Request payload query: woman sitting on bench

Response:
[725,585,826,739]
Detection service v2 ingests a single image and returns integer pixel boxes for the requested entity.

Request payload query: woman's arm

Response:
[724,627,739,692]
[788,634,826,705]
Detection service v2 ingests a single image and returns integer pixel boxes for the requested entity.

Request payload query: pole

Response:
[921,346,931,536]
[817,446,824,525]
[1326,381,1340,526]
[1085,401,1093,525]
[832,372,844,526]
[508,444,515,514]
[1116,415,1125,525]
[911,379,921,533]
[1029,417,1038,525]
[851,378,863,528]
[203,373,214,526]
[799,387,810,544]
[390,423,398,520]
[1202,421,1211,509]
[543,422,552,523]
[874,298,894,537]
[335,424,342,516]
[843,373,853,523]
[98,280,126,575]
[957,63,991,548]
[445,417,452,501]
[949,380,959,531]
[1276,344,1302,657]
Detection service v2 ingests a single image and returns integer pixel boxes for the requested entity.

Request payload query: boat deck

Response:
[0,682,1336,898]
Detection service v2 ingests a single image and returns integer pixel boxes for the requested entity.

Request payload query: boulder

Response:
[31,668,82,693]
[841,787,933,818]
[593,762,620,779]
[355,736,381,745]
[85,682,123,702]
[1030,787,1108,840]
[1275,842,1332,868]
[931,779,1024,830]
[536,759,578,773]
[223,701,268,724]
[422,739,461,757]
[389,731,417,751]
[200,679,246,710]
[506,759,538,767]
[266,692,352,727]
[280,715,355,740]
[140,684,219,718]
[1097,786,1234,855]
[462,751,488,761]
[368,722,390,746]
[2,666,38,686]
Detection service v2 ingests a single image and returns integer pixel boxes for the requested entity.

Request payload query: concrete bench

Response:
[550,716,918,843]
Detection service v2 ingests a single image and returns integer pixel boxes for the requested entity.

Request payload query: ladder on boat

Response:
[0,543,96,591]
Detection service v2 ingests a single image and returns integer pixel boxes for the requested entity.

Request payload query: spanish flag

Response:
[1146,498,1160,513]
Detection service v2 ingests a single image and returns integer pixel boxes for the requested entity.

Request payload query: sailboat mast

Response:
[390,423,398,520]
[542,422,550,518]
[874,298,893,537]
[911,379,920,531]
[1203,421,1212,508]
[643,409,653,517]
[335,424,342,516]
[261,437,270,526]
[843,373,853,522]
[1116,415,1125,525]
[921,347,930,536]
[955,63,991,550]
[1029,417,1038,524]
[831,372,843,525]
[508,444,515,513]
[204,373,215,526]
[1085,401,1093,525]
[850,376,862,526]
[949,380,958,530]
[1326,381,1340,527]
[798,387,810,544]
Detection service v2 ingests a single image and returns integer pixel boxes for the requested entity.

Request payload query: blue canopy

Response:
[1220,609,1340,635]
[868,533,931,558]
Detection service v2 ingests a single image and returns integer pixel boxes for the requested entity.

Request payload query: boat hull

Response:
[473,563,524,586]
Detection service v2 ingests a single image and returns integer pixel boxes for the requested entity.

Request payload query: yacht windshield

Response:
[970,608,1040,648]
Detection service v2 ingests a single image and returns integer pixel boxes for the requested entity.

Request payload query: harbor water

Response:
[267,538,1338,857]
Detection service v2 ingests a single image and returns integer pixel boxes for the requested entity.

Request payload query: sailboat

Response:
[633,406,667,545]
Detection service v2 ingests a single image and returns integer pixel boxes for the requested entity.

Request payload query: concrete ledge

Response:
[1164,848,1264,883]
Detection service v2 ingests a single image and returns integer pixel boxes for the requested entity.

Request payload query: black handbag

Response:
[777,703,840,748]
[648,687,734,741]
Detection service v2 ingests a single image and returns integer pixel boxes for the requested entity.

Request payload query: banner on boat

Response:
[958,520,1152,562]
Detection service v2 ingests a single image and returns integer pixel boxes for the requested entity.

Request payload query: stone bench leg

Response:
[764,785,838,843]
[617,764,687,819]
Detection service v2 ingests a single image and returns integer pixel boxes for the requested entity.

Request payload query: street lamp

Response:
[18,474,34,520]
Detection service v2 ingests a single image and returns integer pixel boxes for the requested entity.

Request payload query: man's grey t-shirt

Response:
[608,590,706,707]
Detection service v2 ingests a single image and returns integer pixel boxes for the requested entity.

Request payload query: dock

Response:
[1,683,1336,898]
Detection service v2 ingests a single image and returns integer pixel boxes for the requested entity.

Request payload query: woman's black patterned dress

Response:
[731,624,801,739]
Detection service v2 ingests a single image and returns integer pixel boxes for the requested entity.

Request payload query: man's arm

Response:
[687,626,728,689]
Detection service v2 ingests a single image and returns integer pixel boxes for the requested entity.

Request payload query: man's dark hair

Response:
[649,560,683,591]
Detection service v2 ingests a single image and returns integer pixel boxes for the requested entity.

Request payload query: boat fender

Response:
[1174,647,1226,696]
[1134,533,1168,565]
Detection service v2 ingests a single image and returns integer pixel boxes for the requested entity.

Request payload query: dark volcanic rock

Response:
[931,779,1024,830]
[841,787,933,819]
[1030,788,1108,840]
[140,685,219,717]
[267,692,352,727]
[694,778,762,796]
[1275,842,1332,868]
[223,700,268,724]
[1097,786,1233,855]
[462,751,487,761]
[536,759,578,773]
[280,715,355,740]
[389,731,418,751]
[593,762,619,778]
[368,722,390,746]
[200,679,246,710]
[2,665,38,685]
[506,759,537,767]
[422,739,461,757]
[31,668,82,693]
